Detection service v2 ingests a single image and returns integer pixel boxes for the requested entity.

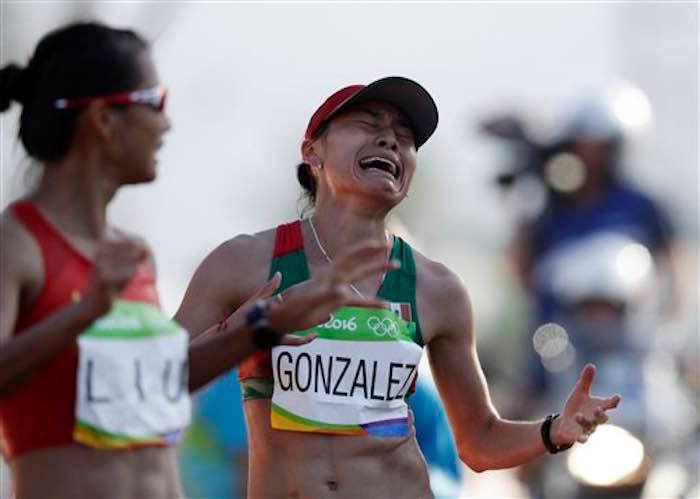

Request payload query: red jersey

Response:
[0,200,160,458]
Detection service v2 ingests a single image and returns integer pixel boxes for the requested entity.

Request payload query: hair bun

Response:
[0,64,28,111]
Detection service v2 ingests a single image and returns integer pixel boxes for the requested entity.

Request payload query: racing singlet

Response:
[0,200,190,457]
[238,220,423,437]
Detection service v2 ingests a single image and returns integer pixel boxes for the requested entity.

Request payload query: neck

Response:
[31,150,119,239]
[309,199,390,261]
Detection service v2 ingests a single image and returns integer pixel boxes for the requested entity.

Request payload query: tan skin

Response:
[0,50,393,499]
[175,101,621,498]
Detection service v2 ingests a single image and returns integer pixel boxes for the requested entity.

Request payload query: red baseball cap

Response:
[304,76,438,149]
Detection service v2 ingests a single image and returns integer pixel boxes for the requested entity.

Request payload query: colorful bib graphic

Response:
[74,300,191,449]
[271,307,422,437]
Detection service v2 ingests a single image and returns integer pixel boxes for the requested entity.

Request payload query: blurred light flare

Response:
[533,323,577,372]
[533,322,569,358]
[615,243,652,289]
[610,84,653,132]
[544,152,586,193]
[567,424,646,487]
[542,342,576,373]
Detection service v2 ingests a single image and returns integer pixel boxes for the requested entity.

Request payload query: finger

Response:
[576,363,596,395]
[575,412,594,432]
[252,272,282,300]
[281,333,317,346]
[601,394,621,410]
[342,258,400,284]
[577,434,589,444]
[594,408,609,425]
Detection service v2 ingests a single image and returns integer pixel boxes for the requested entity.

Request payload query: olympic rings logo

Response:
[367,316,400,338]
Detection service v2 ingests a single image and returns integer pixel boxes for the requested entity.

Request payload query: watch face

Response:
[246,300,269,325]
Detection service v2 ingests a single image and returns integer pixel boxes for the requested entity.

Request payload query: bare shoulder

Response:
[174,227,277,333]
[194,227,276,297]
[412,249,474,345]
[413,250,470,306]
[207,228,276,284]
[1,207,42,285]
[1,207,43,341]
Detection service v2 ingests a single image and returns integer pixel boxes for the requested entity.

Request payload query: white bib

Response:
[74,300,191,449]
[271,307,422,437]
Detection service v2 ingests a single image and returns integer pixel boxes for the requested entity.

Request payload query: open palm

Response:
[553,364,621,445]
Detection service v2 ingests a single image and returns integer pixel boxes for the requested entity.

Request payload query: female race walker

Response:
[0,23,392,499]
[175,76,621,498]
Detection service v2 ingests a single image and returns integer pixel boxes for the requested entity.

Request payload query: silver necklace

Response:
[308,216,389,299]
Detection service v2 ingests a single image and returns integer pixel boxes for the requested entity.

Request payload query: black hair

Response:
[296,121,331,212]
[0,22,148,162]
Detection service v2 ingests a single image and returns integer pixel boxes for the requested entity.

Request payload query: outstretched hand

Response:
[551,364,621,446]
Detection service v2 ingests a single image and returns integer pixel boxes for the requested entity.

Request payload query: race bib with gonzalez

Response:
[74,300,191,449]
[271,306,422,437]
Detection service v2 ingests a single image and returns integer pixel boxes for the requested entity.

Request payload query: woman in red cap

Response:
[176,76,621,498]
[0,23,392,499]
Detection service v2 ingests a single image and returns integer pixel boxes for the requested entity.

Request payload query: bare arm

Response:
[180,235,396,392]
[0,216,96,395]
[175,235,267,391]
[421,260,619,472]
[0,213,145,396]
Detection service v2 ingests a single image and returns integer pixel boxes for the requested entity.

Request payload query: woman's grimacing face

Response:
[308,100,418,207]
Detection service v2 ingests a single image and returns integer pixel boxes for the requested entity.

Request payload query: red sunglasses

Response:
[55,85,167,112]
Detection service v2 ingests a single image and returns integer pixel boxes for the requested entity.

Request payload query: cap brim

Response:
[325,76,438,149]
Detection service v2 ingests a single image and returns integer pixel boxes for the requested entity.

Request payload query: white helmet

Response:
[551,94,623,144]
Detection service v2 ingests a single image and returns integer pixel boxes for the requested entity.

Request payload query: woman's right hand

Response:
[266,239,397,335]
[81,237,148,318]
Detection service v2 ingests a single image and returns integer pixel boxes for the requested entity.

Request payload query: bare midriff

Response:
[10,444,182,499]
[244,400,433,499]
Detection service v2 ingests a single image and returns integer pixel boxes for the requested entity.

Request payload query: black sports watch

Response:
[541,413,573,454]
[246,299,282,350]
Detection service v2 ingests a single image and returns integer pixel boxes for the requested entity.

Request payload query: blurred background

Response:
[1,2,697,498]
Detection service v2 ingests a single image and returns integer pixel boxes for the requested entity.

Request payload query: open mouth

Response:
[358,156,400,179]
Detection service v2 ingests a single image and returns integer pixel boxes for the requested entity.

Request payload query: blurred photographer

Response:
[485,94,676,384]
[481,93,680,498]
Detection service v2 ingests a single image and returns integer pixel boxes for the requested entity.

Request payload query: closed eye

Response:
[356,120,379,128]
[396,128,414,144]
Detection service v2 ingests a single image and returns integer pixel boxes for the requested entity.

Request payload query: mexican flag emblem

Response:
[388,302,412,322]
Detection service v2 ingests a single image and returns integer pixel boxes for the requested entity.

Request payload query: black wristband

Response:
[246,300,281,350]
[541,413,573,454]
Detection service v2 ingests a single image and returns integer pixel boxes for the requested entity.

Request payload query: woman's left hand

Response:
[551,364,621,446]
